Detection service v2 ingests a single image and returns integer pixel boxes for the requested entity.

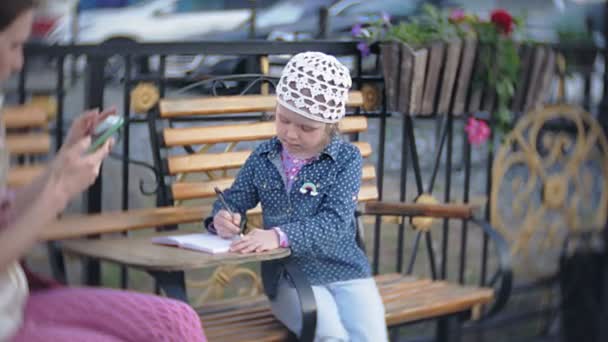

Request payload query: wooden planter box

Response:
[380,39,555,116]
[380,41,427,115]
[381,38,466,116]
[511,44,556,113]
[469,43,556,115]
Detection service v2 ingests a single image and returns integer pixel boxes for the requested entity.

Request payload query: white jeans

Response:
[270,276,388,342]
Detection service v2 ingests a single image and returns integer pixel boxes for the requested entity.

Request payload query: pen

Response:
[214,187,244,238]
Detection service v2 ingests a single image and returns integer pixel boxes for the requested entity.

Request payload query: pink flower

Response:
[449,9,466,23]
[351,23,363,37]
[381,11,391,25]
[357,41,370,57]
[465,117,491,146]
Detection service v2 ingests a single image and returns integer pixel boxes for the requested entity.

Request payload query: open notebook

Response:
[151,233,232,254]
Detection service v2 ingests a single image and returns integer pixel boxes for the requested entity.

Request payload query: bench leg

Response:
[149,271,188,303]
[436,314,462,342]
[389,327,400,341]
[47,241,66,284]
[82,257,101,286]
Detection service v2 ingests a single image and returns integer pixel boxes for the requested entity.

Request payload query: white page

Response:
[151,233,233,254]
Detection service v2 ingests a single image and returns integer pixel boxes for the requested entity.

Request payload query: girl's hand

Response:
[213,210,241,239]
[63,107,117,150]
[230,228,279,253]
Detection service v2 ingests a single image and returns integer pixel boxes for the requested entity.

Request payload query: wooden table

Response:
[60,233,290,302]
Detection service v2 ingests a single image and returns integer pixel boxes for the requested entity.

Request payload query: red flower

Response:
[465,117,491,146]
[490,9,514,35]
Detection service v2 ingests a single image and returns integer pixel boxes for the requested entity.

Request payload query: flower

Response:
[351,23,363,37]
[465,117,491,146]
[357,41,371,57]
[490,9,514,35]
[450,8,521,142]
[448,8,465,23]
[381,11,391,25]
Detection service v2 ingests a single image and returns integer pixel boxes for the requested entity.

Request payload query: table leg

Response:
[149,270,188,303]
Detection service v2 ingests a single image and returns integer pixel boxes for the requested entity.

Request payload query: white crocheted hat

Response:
[276,51,352,124]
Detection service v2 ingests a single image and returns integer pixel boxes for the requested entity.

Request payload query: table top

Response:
[61,232,290,272]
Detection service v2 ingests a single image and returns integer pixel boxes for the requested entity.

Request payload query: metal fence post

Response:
[83,55,106,286]
[599,2,608,133]
[318,7,329,39]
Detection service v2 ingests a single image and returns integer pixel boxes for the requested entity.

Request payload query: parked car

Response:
[161,0,333,80]
[30,0,76,45]
[75,0,252,44]
[182,0,423,81]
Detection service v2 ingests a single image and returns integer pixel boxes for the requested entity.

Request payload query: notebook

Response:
[151,233,233,254]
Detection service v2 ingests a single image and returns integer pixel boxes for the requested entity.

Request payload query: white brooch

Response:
[299,182,319,196]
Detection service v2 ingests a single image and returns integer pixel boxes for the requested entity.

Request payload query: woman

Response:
[0,2,205,341]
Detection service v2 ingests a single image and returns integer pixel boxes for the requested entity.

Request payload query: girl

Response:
[207,52,388,341]
[0,2,205,341]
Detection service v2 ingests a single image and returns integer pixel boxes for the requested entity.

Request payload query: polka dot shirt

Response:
[207,136,371,295]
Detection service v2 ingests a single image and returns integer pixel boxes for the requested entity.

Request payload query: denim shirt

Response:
[206,136,371,297]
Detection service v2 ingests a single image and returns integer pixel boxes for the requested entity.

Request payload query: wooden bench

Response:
[3,103,51,187]
[44,91,511,341]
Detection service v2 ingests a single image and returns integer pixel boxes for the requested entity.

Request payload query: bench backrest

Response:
[2,104,51,187]
[152,92,378,219]
[3,104,51,155]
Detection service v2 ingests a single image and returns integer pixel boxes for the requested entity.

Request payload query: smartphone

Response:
[86,115,125,154]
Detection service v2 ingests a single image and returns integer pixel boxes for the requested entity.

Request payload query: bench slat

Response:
[356,141,372,158]
[358,184,379,202]
[206,324,287,342]
[384,286,493,326]
[163,116,368,147]
[43,183,377,241]
[204,316,278,332]
[244,184,377,217]
[168,151,251,175]
[362,164,376,180]
[171,164,376,201]
[40,205,208,241]
[200,273,494,342]
[172,177,235,201]
[3,105,48,129]
[160,92,363,118]
[167,142,372,175]
[6,133,51,155]
[7,164,45,187]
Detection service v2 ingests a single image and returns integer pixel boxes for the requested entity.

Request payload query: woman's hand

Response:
[47,136,114,210]
[230,228,279,253]
[63,107,117,150]
[213,210,241,239]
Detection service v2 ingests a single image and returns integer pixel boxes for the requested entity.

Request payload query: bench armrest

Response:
[363,201,475,219]
[281,258,317,342]
[361,201,512,319]
[40,205,208,241]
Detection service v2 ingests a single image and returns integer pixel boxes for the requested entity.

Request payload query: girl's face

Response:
[0,9,32,84]
[275,104,329,159]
